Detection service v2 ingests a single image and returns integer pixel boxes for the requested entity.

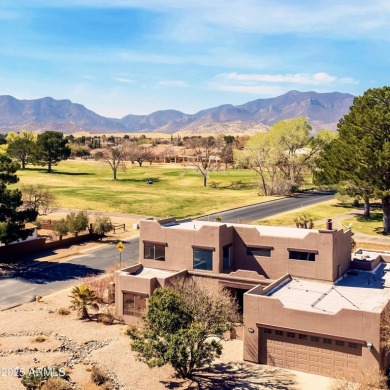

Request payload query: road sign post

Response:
[116,241,125,267]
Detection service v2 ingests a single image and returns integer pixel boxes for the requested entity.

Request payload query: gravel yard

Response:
[0,287,333,390]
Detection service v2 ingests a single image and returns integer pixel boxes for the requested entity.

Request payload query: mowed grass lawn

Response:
[13,160,277,218]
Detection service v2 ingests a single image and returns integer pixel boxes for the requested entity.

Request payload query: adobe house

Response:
[115,217,390,378]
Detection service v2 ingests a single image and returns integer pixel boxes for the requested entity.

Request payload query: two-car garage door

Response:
[259,327,363,376]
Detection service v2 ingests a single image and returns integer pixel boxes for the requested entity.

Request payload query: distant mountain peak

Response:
[0,91,354,134]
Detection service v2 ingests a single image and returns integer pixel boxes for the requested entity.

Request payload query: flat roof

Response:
[265,262,390,314]
[131,267,177,279]
[163,220,313,239]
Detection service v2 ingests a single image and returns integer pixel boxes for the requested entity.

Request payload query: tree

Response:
[32,131,71,173]
[66,211,89,236]
[69,284,99,319]
[53,219,69,237]
[21,184,57,216]
[93,216,113,236]
[0,155,37,244]
[128,144,154,166]
[316,87,390,232]
[94,143,129,180]
[184,136,222,187]
[6,130,36,169]
[127,278,240,378]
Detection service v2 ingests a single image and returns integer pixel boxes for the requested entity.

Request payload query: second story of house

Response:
[139,217,352,282]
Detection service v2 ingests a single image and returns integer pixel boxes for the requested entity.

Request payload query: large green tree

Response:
[32,131,71,172]
[6,130,36,169]
[316,86,390,232]
[0,155,37,244]
[127,278,240,378]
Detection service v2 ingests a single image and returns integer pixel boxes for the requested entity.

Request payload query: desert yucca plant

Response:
[69,284,99,319]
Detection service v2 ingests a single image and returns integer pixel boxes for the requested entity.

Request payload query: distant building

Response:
[115,217,390,378]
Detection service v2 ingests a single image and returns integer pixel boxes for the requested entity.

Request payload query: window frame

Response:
[123,291,148,317]
[143,241,166,261]
[246,246,273,257]
[288,249,317,262]
[222,244,233,270]
[193,247,214,271]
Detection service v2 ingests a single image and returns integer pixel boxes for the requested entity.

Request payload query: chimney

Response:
[326,219,333,230]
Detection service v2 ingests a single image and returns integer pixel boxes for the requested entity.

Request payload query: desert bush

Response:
[83,276,111,303]
[96,308,115,325]
[53,219,69,237]
[57,307,70,315]
[21,367,69,389]
[32,336,46,343]
[90,366,110,386]
[93,216,113,236]
[329,368,387,390]
[41,377,73,390]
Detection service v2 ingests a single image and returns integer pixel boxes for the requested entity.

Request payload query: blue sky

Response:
[1,1,389,118]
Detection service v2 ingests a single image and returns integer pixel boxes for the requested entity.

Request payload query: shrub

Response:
[21,367,69,389]
[93,216,113,236]
[53,219,69,236]
[57,307,70,315]
[41,378,73,390]
[90,366,109,386]
[32,336,46,343]
[96,308,115,325]
[69,285,99,319]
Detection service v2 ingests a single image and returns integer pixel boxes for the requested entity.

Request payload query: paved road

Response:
[198,191,335,223]
[1,191,333,310]
[0,237,139,310]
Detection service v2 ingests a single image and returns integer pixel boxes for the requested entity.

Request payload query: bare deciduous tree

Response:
[21,184,58,216]
[184,136,222,187]
[94,143,130,180]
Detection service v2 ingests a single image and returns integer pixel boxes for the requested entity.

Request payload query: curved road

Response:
[0,191,334,310]
[198,191,335,223]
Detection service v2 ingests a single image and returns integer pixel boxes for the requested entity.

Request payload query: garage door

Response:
[259,327,362,376]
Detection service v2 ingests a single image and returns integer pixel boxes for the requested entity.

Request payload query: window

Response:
[299,334,307,340]
[223,245,233,270]
[289,250,316,261]
[276,330,284,336]
[323,338,332,344]
[287,332,295,338]
[144,242,166,261]
[349,342,358,349]
[246,247,272,257]
[123,292,147,317]
[264,328,272,334]
[193,248,213,271]
[311,336,319,342]
[335,340,345,346]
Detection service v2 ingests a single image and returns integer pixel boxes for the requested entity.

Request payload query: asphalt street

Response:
[0,191,333,310]
[0,237,139,310]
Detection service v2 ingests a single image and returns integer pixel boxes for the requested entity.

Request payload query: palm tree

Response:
[69,285,99,319]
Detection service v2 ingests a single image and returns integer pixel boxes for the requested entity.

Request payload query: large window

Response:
[193,248,213,271]
[144,242,166,261]
[289,250,316,261]
[223,244,232,270]
[246,247,272,257]
[123,292,147,317]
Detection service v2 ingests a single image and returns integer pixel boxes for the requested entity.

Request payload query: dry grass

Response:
[57,307,70,315]
[328,369,387,390]
[41,377,73,390]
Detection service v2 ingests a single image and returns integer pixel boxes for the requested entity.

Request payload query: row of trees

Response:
[5,130,71,172]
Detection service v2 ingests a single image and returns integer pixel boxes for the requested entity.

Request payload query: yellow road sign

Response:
[116,241,125,252]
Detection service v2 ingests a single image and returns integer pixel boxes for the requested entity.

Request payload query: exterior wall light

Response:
[367,342,373,351]
[248,328,255,333]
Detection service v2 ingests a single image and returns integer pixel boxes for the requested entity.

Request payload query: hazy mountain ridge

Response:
[0,91,354,134]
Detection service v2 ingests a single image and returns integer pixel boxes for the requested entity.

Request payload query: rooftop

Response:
[162,220,313,239]
[265,262,390,314]
[130,267,177,279]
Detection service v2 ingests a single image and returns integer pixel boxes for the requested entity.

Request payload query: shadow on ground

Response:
[161,362,297,390]
[0,260,103,284]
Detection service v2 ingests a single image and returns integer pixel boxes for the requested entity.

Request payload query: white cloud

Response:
[114,77,134,84]
[219,72,358,86]
[157,80,188,88]
[214,71,359,95]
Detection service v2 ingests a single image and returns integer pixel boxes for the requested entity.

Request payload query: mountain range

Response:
[0,90,354,135]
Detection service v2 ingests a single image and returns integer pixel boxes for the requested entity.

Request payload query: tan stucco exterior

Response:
[114,217,390,378]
